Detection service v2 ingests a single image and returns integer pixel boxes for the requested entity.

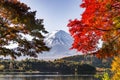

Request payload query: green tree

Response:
[0,0,49,58]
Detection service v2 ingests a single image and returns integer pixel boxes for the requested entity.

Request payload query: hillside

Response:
[57,55,113,68]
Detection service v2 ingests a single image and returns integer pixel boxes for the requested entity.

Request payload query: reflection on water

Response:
[0,73,99,80]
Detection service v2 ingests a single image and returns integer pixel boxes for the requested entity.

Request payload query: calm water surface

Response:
[0,72,99,80]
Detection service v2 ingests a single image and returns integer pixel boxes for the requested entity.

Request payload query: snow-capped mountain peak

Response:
[37,30,81,60]
[44,30,73,47]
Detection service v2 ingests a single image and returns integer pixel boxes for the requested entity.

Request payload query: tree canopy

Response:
[68,0,120,58]
[111,55,120,80]
[0,0,49,58]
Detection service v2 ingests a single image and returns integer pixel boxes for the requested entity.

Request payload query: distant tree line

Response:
[0,59,96,74]
[60,55,112,68]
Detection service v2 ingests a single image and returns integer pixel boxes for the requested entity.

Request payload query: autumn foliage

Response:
[111,56,120,80]
[0,0,49,58]
[68,0,120,58]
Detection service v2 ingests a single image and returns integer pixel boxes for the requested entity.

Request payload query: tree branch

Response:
[94,27,120,31]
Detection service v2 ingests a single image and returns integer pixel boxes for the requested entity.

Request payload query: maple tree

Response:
[68,0,120,58]
[0,0,49,58]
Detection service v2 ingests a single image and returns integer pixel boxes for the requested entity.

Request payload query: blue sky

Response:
[20,0,84,33]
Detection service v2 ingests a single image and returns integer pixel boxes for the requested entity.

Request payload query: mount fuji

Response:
[38,30,81,60]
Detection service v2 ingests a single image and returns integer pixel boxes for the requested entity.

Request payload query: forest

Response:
[0,58,96,75]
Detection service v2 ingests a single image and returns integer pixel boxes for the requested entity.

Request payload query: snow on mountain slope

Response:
[38,30,81,60]
[45,30,73,47]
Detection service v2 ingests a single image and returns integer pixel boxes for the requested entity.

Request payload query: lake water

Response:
[0,72,99,80]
